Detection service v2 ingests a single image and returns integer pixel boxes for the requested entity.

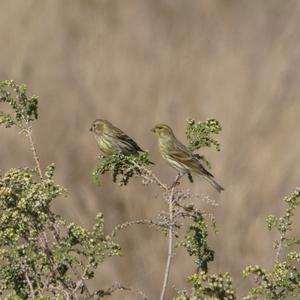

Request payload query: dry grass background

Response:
[1,0,300,298]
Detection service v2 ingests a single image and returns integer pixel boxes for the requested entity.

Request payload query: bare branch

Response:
[25,125,43,179]
[160,174,181,300]
[111,218,167,237]
[48,222,92,298]
[97,282,149,300]
[24,268,35,299]
[132,162,168,191]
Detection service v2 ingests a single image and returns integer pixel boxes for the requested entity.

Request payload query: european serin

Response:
[152,124,224,192]
[90,119,148,157]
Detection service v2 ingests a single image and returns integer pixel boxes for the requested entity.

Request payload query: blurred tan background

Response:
[1,0,300,298]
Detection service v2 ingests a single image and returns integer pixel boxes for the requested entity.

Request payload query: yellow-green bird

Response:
[152,124,224,192]
[90,119,150,157]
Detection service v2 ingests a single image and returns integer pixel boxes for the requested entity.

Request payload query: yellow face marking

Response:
[155,129,162,137]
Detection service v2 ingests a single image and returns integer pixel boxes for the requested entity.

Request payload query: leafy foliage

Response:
[184,118,222,171]
[186,118,222,152]
[0,166,121,299]
[93,151,153,185]
[266,188,300,253]
[175,209,236,300]
[2,79,299,300]
[0,80,121,299]
[177,213,214,273]
[0,80,38,128]
[243,188,300,300]
[175,272,236,300]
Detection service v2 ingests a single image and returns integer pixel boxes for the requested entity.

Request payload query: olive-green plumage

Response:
[90,119,148,157]
[152,124,224,192]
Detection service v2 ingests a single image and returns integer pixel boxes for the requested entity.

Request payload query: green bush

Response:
[0,81,121,299]
[243,189,300,300]
[1,80,299,300]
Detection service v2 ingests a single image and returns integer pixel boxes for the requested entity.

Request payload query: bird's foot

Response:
[168,181,180,189]
[168,174,183,189]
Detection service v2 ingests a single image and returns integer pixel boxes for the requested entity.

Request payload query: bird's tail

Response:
[203,176,224,193]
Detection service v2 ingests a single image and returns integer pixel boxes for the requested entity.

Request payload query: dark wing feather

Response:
[116,130,143,152]
[109,125,154,163]
[110,126,143,152]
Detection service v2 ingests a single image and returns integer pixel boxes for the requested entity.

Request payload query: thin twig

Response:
[111,218,166,237]
[24,269,36,299]
[276,237,283,261]
[49,222,92,298]
[160,174,181,300]
[132,162,168,191]
[49,284,71,300]
[98,282,149,300]
[71,279,84,297]
[26,125,43,179]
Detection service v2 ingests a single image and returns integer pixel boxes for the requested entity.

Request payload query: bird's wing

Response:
[168,139,213,177]
[114,127,144,152]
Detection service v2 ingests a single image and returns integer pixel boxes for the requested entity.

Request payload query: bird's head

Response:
[151,124,174,138]
[90,119,112,135]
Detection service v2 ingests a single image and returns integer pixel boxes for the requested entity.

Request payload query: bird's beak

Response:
[89,127,93,132]
[151,127,156,133]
